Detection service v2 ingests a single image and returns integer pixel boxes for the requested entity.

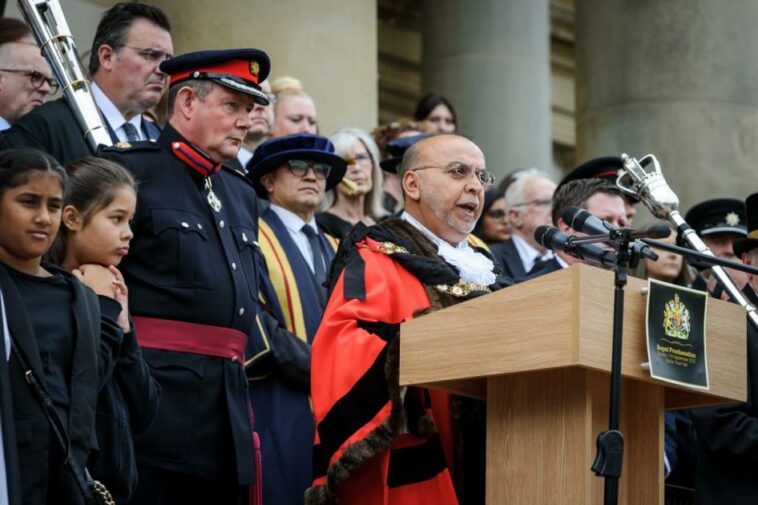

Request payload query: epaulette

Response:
[221,164,256,189]
[97,140,161,154]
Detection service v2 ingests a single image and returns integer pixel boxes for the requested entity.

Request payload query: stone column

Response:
[422,0,553,180]
[575,0,758,210]
[153,0,378,136]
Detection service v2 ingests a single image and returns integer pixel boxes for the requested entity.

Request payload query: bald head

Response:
[400,134,488,245]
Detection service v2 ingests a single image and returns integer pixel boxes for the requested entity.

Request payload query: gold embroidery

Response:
[435,280,490,297]
[361,241,409,255]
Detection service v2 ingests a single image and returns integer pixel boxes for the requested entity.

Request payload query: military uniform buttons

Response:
[232,262,237,270]
[197,223,203,230]
[238,307,245,316]
[231,355,238,363]
[219,220,225,228]
[181,221,189,228]
[242,232,248,243]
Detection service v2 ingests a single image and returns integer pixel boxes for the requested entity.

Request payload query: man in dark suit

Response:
[0,2,172,163]
[690,192,758,505]
[0,18,55,131]
[490,169,555,279]
[524,178,628,279]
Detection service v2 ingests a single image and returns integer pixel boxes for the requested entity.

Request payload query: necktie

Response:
[122,122,140,142]
[302,225,327,288]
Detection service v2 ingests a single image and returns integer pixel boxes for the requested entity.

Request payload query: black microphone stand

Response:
[569,231,758,505]
[576,228,638,505]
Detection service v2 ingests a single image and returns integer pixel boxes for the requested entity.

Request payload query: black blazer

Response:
[490,238,527,280]
[0,263,122,505]
[0,98,161,165]
[518,257,564,282]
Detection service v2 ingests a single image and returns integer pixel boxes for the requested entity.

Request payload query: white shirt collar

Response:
[0,116,10,131]
[237,146,253,168]
[401,211,496,285]
[555,254,570,269]
[512,233,552,273]
[91,81,143,141]
[270,203,318,234]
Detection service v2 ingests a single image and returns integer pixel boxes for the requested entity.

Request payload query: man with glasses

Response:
[99,48,278,504]
[246,133,345,505]
[491,169,556,280]
[0,17,55,131]
[308,134,506,505]
[1,3,172,163]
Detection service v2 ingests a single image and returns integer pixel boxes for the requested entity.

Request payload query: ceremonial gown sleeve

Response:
[245,246,313,392]
[310,245,430,486]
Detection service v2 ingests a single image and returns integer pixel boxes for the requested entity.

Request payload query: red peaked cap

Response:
[160,48,271,105]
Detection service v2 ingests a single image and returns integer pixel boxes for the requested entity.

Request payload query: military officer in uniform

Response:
[690,194,758,505]
[99,48,285,505]
[683,198,748,294]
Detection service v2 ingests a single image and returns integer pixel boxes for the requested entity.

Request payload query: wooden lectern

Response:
[399,263,747,505]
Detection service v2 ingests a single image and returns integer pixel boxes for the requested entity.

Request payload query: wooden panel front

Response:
[487,369,663,505]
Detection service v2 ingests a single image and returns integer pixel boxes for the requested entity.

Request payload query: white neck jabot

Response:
[401,212,496,286]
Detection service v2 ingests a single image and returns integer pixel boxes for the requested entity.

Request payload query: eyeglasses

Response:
[286,159,332,180]
[121,45,173,63]
[0,68,58,93]
[412,162,495,187]
[486,209,507,220]
[512,198,552,208]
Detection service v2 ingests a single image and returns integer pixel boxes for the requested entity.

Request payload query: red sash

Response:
[132,316,246,365]
[132,316,262,504]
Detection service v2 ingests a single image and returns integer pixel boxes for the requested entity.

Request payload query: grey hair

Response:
[504,168,553,213]
[323,127,386,219]
[166,79,214,118]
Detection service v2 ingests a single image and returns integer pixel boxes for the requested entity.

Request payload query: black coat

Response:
[90,326,160,503]
[0,97,160,165]
[0,291,21,505]
[0,263,122,505]
[690,285,758,504]
[99,125,310,485]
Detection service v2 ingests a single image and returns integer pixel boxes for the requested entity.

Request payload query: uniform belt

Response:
[133,316,246,364]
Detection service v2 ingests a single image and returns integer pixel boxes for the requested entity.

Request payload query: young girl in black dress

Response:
[0,149,124,504]
[52,156,159,503]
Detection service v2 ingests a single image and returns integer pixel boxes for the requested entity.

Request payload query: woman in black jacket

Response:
[0,149,124,504]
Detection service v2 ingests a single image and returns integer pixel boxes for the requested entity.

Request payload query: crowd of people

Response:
[0,3,756,505]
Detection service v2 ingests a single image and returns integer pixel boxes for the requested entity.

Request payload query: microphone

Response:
[562,206,671,239]
[534,225,617,267]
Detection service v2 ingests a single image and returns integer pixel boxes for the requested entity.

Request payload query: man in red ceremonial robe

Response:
[307,134,508,505]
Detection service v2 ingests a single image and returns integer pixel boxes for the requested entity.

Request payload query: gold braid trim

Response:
[435,279,490,298]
